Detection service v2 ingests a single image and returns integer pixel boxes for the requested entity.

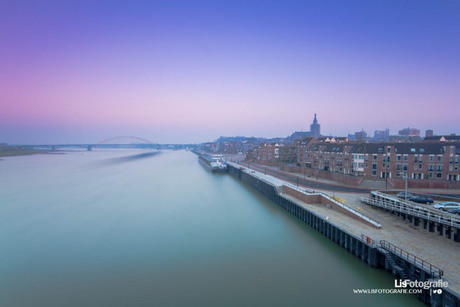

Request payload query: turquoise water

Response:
[0,150,421,306]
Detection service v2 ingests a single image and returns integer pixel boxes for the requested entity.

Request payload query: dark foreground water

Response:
[0,150,421,307]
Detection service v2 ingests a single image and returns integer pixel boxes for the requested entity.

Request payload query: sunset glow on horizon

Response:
[1,1,459,144]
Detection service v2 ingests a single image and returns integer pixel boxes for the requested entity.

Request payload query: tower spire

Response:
[310,113,320,138]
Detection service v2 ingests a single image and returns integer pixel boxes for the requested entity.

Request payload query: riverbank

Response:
[0,145,48,157]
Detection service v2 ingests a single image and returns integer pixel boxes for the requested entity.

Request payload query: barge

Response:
[198,153,228,173]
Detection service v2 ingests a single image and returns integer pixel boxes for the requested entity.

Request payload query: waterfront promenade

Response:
[227,162,460,296]
[241,162,460,195]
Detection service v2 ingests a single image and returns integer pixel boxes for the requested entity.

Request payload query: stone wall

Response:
[389,178,460,189]
[283,185,380,228]
[280,164,363,186]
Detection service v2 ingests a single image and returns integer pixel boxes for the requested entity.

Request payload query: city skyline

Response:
[2,111,457,145]
[1,1,459,144]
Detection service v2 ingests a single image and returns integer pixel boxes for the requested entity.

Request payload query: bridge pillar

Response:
[87,145,93,151]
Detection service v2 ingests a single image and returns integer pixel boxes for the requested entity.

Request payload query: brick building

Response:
[353,143,459,181]
[297,141,460,182]
[296,137,316,166]
[301,143,354,174]
[278,144,297,163]
[248,143,297,164]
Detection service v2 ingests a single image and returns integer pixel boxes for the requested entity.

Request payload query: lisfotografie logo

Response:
[395,279,448,294]
[353,279,448,295]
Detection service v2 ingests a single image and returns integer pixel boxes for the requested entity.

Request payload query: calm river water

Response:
[0,150,421,306]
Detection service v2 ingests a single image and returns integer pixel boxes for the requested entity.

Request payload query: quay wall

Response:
[282,185,380,229]
[227,164,460,307]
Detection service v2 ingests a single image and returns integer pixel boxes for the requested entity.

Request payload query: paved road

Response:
[244,163,371,193]
[237,162,460,196]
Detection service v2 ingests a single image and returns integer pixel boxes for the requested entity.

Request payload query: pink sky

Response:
[1,1,458,144]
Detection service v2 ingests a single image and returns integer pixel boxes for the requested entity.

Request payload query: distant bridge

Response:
[28,136,192,151]
[97,136,156,146]
[90,136,159,150]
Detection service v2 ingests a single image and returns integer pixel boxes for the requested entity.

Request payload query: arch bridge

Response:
[88,136,160,150]
[27,136,162,151]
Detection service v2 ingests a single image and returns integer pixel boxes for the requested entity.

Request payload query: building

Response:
[348,131,367,142]
[425,130,434,138]
[299,143,353,174]
[399,127,420,138]
[296,137,316,167]
[353,143,454,180]
[287,131,312,143]
[354,130,367,141]
[278,144,297,163]
[286,114,322,142]
[424,134,460,143]
[297,141,460,182]
[317,136,348,143]
[374,129,390,142]
[249,143,297,164]
[310,114,321,139]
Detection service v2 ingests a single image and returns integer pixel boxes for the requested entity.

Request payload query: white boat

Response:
[198,153,227,172]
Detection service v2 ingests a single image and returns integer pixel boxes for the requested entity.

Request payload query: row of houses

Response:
[247,142,297,164]
[247,135,460,182]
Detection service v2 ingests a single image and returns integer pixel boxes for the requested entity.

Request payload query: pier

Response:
[226,162,460,306]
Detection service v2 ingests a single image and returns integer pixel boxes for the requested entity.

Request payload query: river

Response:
[0,150,421,306]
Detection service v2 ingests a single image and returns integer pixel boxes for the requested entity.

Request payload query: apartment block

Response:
[250,143,297,164]
[297,141,460,182]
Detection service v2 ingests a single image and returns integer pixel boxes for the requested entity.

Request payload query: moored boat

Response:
[197,153,227,172]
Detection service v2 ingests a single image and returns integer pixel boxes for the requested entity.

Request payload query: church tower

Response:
[310,114,321,139]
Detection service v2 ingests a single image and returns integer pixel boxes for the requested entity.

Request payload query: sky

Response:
[0,0,459,144]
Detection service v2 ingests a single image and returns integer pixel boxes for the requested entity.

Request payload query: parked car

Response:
[433,202,460,210]
[409,196,434,204]
[447,208,460,215]
[397,192,414,199]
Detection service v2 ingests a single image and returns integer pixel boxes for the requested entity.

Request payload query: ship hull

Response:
[197,154,228,173]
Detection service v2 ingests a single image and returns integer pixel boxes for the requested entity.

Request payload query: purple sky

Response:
[1,0,459,144]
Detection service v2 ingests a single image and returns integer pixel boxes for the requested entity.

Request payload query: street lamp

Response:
[398,172,409,200]
[404,173,408,200]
